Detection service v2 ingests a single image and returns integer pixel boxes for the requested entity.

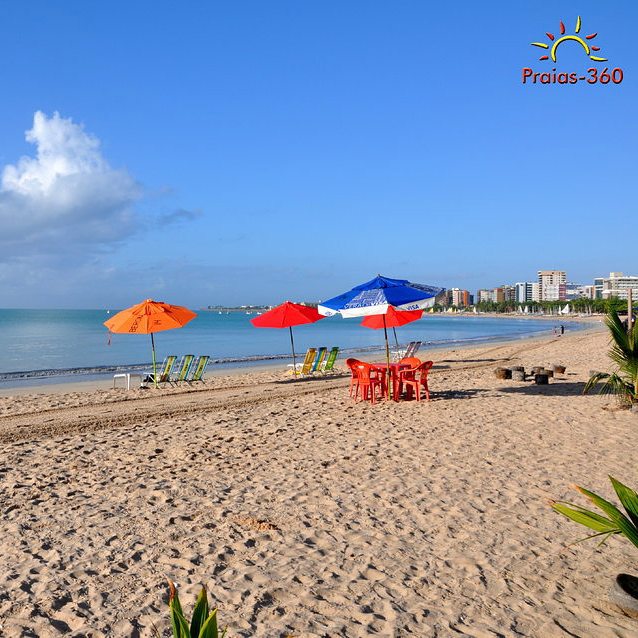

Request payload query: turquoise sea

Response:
[0,309,578,385]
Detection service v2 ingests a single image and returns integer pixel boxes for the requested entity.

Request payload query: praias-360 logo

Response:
[522,16,623,85]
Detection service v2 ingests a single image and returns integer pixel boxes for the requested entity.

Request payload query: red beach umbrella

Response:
[361,306,423,356]
[360,306,423,329]
[251,301,324,376]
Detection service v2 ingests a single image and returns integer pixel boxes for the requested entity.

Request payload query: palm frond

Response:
[597,373,633,401]
[607,311,638,370]
[586,311,638,403]
[583,371,610,395]
[610,476,638,529]
[552,478,638,552]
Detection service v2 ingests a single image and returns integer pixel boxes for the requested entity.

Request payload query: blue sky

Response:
[0,1,635,308]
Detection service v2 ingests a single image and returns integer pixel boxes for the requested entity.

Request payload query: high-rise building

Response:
[434,290,448,306]
[514,282,540,303]
[565,283,595,300]
[514,282,527,303]
[476,289,491,303]
[450,288,471,307]
[542,283,567,301]
[598,272,638,300]
[530,282,541,302]
[501,285,516,302]
[538,270,567,301]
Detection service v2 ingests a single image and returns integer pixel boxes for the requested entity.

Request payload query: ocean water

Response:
[0,309,576,383]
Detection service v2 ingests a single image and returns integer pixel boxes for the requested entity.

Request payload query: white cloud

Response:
[0,111,142,258]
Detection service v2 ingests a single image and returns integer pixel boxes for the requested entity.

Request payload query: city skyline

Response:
[444,268,638,308]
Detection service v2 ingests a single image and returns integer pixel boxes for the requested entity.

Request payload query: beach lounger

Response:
[187,355,209,383]
[143,355,177,386]
[393,341,413,361]
[171,354,194,384]
[288,347,316,375]
[296,348,317,376]
[397,341,421,359]
[321,347,339,374]
[310,347,327,374]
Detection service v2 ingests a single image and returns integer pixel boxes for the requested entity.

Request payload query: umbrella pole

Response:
[289,326,298,379]
[393,327,400,351]
[151,332,158,388]
[383,315,392,400]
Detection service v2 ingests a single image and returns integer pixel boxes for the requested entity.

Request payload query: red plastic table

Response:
[369,362,410,401]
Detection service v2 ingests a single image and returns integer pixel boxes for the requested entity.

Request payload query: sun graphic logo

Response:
[531,16,606,62]
[522,16,623,85]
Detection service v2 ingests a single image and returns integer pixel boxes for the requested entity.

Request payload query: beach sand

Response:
[1,326,637,637]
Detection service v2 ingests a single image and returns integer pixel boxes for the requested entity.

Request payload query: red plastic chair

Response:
[354,362,384,403]
[346,358,360,398]
[398,360,433,401]
[396,358,420,396]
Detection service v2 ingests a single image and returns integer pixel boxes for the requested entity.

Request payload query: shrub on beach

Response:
[551,476,638,550]
[155,580,226,638]
[584,310,638,406]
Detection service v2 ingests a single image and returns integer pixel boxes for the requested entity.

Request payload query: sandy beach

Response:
[1,326,637,637]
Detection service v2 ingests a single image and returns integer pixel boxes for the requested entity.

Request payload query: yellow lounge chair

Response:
[296,348,317,376]
[187,355,209,383]
[143,355,176,386]
[171,354,194,384]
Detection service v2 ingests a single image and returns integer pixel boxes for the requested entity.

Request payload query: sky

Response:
[0,1,636,308]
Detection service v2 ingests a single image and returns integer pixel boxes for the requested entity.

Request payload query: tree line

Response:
[435,296,631,314]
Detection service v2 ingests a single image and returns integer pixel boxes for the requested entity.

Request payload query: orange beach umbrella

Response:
[104,299,197,387]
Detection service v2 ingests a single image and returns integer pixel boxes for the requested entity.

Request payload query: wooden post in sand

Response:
[628,288,634,335]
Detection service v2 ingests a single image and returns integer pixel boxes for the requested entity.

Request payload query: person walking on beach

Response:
[560,325,565,335]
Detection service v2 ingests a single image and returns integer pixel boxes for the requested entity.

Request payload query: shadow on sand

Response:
[439,358,502,364]
[424,388,486,401]
[498,380,587,397]
[273,373,348,385]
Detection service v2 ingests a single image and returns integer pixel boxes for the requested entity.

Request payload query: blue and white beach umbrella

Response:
[318,275,443,318]
[318,275,444,399]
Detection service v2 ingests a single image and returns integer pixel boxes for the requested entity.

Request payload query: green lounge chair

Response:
[321,347,339,374]
[295,348,317,376]
[310,347,327,374]
[171,354,194,384]
[187,355,209,383]
[144,355,177,386]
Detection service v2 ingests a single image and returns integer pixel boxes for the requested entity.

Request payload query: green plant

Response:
[551,476,638,549]
[584,310,638,405]
[156,580,226,638]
